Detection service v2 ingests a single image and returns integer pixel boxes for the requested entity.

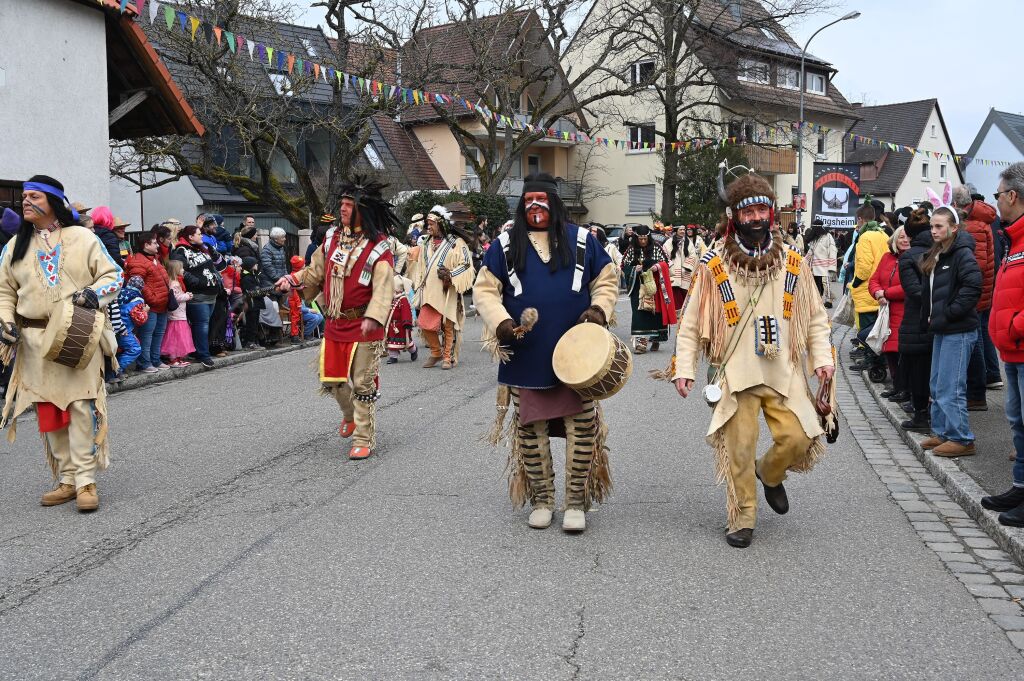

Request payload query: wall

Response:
[412,123,464,190]
[0,0,111,205]
[966,124,1020,198]
[109,174,203,232]
[893,105,963,210]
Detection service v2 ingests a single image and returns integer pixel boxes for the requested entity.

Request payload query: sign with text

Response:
[812,163,861,229]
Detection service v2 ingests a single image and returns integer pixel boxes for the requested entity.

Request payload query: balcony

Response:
[739,144,797,175]
[460,176,583,205]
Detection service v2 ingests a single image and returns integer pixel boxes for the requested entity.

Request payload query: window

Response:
[465,149,479,176]
[759,26,781,41]
[817,133,826,155]
[805,72,826,95]
[627,184,656,215]
[727,120,741,139]
[630,60,656,87]
[940,163,947,180]
[527,154,541,175]
[777,65,799,90]
[628,123,656,150]
[931,124,937,138]
[737,58,769,85]
[268,72,292,97]
[364,142,384,170]
[743,123,754,142]
[921,162,930,180]
[300,38,317,58]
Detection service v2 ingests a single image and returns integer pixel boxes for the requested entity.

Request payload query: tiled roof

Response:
[963,109,1024,163]
[370,115,448,191]
[844,99,938,196]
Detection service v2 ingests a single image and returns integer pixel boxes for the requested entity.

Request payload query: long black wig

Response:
[509,172,573,273]
[13,175,79,263]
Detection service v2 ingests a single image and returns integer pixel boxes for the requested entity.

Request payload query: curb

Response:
[106,339,320,395]
[842,326,1024,567]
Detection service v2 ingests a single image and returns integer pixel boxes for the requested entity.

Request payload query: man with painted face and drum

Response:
[276,176,397,460]
[673,165,836,548]
[0,176,123,512]
[474,173,621,533]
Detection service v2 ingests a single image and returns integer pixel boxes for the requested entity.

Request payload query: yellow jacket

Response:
[850,226,888,313]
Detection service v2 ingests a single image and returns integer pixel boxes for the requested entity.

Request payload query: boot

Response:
[880,387,899,399]
[967,400,989,411]
[756,471,789,515]
[981,486,1024,512]
[41,483,76,507]
[920,435,945,450]
[422,355,441,368]
[75,484,99,512]
[886,391,910,403]
[726,528,753,548]
[562,509,586,532]
[902,410,930,433]
[933,441,977,457]
[528,507,553,529]
[998,501,1024,528]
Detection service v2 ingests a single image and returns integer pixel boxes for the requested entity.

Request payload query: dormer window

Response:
[805,72,826,95]
[300,38,317,58]
[777,65,799,90]
[738,58,769,85]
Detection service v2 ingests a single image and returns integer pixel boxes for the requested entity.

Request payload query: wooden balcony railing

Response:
[739,144,797,175]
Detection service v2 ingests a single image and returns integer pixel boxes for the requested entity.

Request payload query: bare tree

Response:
[592,0,834,221]
[110,0,399,228]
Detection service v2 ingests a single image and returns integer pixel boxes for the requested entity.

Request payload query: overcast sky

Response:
[294,0,1021,156]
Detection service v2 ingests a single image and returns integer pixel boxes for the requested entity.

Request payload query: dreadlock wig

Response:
[338,175,402,241]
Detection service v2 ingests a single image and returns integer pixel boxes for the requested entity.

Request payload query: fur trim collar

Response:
[722,232,786,283]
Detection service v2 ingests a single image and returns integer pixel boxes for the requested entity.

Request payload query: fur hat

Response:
[726,173,776,213]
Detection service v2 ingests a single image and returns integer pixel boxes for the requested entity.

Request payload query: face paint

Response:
[24,200,46,216]
[526,199,549,212]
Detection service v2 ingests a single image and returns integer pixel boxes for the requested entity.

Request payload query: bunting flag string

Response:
[125,2,1013,166]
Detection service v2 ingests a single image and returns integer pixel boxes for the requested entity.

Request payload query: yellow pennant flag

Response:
[189,16,200,40]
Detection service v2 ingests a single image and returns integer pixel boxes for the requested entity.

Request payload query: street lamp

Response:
[796,10,860,222]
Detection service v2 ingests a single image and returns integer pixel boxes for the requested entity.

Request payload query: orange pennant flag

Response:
[313,63,320,81]
[213,26,222,45]
[287,54,295,74]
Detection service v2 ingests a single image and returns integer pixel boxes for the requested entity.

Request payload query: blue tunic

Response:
[483,225,612,389]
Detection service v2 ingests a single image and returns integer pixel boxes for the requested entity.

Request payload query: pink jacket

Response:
[167,280,191,321]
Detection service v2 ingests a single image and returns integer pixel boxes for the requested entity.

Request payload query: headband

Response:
[734,195,773,210]
[428,205,452,223]
[23,181,79,221]
[523,179,559,196]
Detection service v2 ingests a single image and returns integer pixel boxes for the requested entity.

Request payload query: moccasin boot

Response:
[339,420,355,438]
[932,441,976,457]
[348,446,372,460]
[422,355,441,368]
[920,436,945,450]
[76,484,99,512]
[441,360,453,370]
[528,507,553,529]
[562,509,586,532]
[41,483,77,507]
[756,471,789,515]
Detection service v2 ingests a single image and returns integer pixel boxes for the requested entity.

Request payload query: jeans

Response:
[980,309,1002,384]
[135,312,167,369]
[302,306,324,337]
[1003,362,1024,487]
[930,330,978,445]
[186,302,214,361]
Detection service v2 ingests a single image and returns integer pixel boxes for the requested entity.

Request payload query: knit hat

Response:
[127,275,145,290]
[290,255,305,272]
[1,207,20,235]
[241,256,259,271]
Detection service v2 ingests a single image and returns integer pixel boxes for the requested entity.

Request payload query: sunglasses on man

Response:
[994,189,1015,201]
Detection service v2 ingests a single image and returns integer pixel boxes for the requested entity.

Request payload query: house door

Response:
[527,154,541,176]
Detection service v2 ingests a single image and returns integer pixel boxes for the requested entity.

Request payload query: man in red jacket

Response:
[954,185,1000,411]
[983,163,1024,526]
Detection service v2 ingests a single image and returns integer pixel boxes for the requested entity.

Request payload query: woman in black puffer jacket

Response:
[919,207,982,456]
[170,225,224,367]
[898,208,936,432]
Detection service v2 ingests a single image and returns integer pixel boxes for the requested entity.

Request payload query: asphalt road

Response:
[1,296,1021,679]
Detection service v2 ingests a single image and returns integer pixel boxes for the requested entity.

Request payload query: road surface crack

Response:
[564,604,586,680]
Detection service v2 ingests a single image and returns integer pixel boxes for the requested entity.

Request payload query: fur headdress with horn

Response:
[338,174,402,240]
[716,161,776,236]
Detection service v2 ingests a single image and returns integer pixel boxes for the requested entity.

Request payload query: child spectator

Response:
[162,260,195,367]
[115,276,148,376]
[239,257,265,349]
[287,255,305,345]
[386,275,418,364]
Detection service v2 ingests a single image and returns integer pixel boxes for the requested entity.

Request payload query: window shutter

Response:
[628,184,656,214]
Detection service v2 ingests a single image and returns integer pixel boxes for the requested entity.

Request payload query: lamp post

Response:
[796,10,860,223]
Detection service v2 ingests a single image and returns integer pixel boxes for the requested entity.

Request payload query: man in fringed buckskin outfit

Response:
[673,166,836,548]
[277,177,396,460]
[474,173,618,533]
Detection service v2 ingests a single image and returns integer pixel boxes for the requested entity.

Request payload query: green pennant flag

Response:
[226,32,236,53]
[164,4,174,29]
[266,46,274,66]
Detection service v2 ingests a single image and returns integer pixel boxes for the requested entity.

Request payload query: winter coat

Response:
[989,214,1024,362]
[850,224,889,313]
[962,200,996,311]
[259,241,288,286]
[94,226,124,269]
[126,252,170,313]
[806,233,838,277]
[898,230,935,355]
[170,239,222,297]
[868,252,904,353]
[214,227,233,254]
[920,229,982,335]
[233,236,260,261]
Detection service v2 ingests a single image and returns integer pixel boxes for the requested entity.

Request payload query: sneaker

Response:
[140,366,159,374]
[410,348,418,361]
[386,357,398,365]
[987,380,1004,390]
[201,359,215,369]
[156,363,170,370]
[170,360,191,368]
[244,343,261,350]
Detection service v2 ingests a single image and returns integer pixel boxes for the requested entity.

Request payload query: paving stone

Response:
[926,542,965,553]
[938,552,975,564]
[938,508,970,519]
[977,598,1024,615]
[1005,585,1024,599]
[947,518,976,527]
[917,531,957,543]
[957,573,996,584]
[898,500,932,512]
[886,484,916,494]
[1006,631,1024,650]
[964,536,999,549]
[976,549,1012,561]
[951,526,987,537]
[995,572,1024,584]
[892,493,921,501]
[990,615,1024,631]
[912,521,948,531]
[934,501,962,509]
[907,512,941,522]
[964,583,1010,598]
[923,492,951,502]
[985,561,1020,572]
[949,562,987,574]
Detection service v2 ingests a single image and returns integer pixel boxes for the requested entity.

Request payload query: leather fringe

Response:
[585,403,612,508]
[789,435,826,474]
[709,428,740,531]
[648,353,676,382]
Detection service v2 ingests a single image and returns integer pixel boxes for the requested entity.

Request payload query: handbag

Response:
[831,291,854,326]
[639,269,657,312]
[865,304,891,354]
[165,291,179,312]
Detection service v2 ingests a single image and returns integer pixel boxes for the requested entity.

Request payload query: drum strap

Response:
[571,226,587,293]
[496,231,522,297]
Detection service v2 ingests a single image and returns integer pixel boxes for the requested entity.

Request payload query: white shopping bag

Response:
[865,304,891,354]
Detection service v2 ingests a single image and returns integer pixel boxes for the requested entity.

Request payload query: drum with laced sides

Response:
[42,300,105,370]
[552,322,633,401]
